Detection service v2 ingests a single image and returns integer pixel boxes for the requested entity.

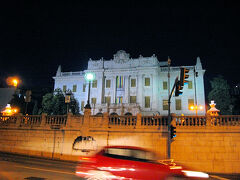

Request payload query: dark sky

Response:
[0,0,239,92]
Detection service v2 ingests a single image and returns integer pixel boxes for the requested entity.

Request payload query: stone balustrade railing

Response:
[174,116,207,126]
[0,113,240,129]
[109,115,137,126]
[141,116,168,126]
[20,115,42,126]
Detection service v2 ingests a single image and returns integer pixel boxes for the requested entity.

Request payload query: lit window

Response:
[105,96,111,104]
[73,85,77,92]
[91,98,96,104]
[188,81,193,89]
[92,80,97,88]
[175,99,182,110]
[81,101,85,111]
[106,80,111,88]
[130,96,136,103]
[63,85,67,92]
[145,96,150,108]
[188,99,194,110]
[131,79,136,87]
[163,100,168,110]
[145,78,150,86]
[83,84,86,92]
[163,81,167,90]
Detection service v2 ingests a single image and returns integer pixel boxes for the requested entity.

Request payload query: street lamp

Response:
[190,105,204,115]
[84,72,95,109]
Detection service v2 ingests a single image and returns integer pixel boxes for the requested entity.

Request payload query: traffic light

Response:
[170,125,176,139]
[180,68,189,87]
[175,81,183,96]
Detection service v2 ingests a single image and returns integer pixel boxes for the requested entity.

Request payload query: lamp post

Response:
[167,57,171,159]
[84,72,95,109]
[190,105,204,115]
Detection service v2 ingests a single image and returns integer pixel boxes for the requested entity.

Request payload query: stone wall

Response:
[0,111,239,173]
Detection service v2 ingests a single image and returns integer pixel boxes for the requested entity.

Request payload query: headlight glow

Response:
[182,170,209,178]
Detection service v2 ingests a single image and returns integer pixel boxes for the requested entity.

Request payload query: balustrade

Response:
[0,116,17,126]
[20,115,42,126]
[109,115,137,126]
[209,115,240,126]
[174,116,206,126]
[46,115,67,126]
[141,116,168,126]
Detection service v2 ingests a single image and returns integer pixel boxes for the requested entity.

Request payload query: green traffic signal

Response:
[180,68,189,87]
[170,125,176,139]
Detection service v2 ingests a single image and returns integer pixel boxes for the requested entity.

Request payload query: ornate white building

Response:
[53,50,206,116]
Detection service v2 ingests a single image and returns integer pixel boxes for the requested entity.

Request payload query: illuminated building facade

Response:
[53,50,206,115]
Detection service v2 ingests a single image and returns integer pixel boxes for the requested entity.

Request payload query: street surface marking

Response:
[210,175,230,180]
[13,164,75,175]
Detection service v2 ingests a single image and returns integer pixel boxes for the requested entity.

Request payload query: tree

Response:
[42,88,79,115]
[208,76,233,115]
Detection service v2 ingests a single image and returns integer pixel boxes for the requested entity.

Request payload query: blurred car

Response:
[75,146,209,180]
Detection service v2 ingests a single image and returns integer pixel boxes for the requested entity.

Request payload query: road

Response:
[0,152,81,180]
[0,152,239,180]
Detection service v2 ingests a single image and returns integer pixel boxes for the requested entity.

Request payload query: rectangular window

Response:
[105,96,111,104]
[73,85,77,92]
[145,77,150,86]
[145,96,150,108]
[116,76,124,88]
[92,80,97,88]
[91,98,96,104]
[63,85,67,92]
[116,97,123,104]
[188,81,193,89]
[83,84,86,92]
[130,96,136,103]
[163,100,168,110]
[131,79,136,87]
[163,81,168,90]
[175,99,182,110]
[188,99,194,110]
[106,80,111,88]
[81,101,85,111]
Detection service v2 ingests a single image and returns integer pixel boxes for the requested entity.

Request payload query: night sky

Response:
[0,0,239,94]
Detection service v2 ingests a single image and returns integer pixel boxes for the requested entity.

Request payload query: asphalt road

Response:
[0,152,239,180]
[0,152,81,180]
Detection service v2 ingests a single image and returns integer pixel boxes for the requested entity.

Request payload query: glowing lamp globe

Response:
[84,72,95,81]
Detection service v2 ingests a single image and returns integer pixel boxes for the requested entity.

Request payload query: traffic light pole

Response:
[167,77,178,159]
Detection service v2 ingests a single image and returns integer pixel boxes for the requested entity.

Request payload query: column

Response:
[112,76,116,104]
[124,75,129,103]
[137,74,143,107]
